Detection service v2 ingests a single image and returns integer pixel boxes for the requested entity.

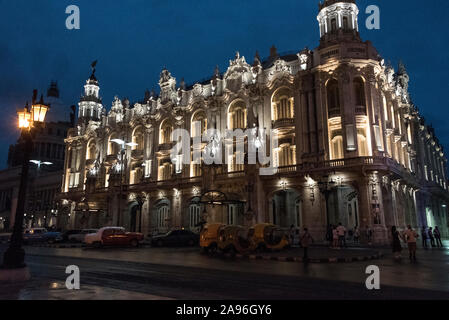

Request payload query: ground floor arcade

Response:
[58,167,449,244]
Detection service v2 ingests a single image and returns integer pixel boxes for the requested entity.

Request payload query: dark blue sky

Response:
[1,0,448,168]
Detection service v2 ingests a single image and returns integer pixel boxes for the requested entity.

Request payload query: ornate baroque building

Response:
[59,0,449,243]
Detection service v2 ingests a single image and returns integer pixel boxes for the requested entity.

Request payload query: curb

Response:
[28,243,86,249]
[223,252,384,264]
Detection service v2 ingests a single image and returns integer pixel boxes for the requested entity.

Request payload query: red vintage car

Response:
[85,227,144,247]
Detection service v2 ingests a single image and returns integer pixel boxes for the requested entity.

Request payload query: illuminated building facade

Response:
[59,0,449,243]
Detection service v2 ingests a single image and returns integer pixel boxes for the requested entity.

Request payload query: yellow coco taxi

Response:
[200,223,225,254]
[217,225,251,255]
[249,223,289,252]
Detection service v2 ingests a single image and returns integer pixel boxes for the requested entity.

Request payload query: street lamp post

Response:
[318,175,337,227]
[2,96,49,272]
[111,139,137,227]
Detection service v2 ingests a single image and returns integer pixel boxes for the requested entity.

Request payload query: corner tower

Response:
[78,61,104,123]
[317,0,360,48]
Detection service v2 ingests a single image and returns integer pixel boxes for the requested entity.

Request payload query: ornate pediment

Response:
[224,52,253,93]
[267,59,292,83]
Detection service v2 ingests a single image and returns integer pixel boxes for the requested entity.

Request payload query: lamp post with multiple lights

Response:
[318,175,337,227]
[111,139,137,226]
[2,95,49,270]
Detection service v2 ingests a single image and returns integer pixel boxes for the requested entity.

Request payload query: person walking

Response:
[434,226,443,248]
[336,223,346,248]
[391,226,402,260]
[353,226,360,244]
[421,227,428,249]
[300,228,314,262]
[403,225,419,261]
[428,227,436,247]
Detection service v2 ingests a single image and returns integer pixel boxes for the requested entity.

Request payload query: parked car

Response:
[23,228,63,244]
[200,223,226,253]
[85,227,144,248]
[68,229,98,243]
[151,230,199,247]
[61,230,82,243]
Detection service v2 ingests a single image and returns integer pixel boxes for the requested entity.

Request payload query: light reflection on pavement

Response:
[21,242,449,293]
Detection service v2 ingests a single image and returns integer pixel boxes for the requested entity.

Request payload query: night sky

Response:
[1,0,448,168]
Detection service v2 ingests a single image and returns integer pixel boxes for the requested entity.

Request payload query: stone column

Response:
[300,92,310,154]
[340,73,357,158]
[308,91,318,154]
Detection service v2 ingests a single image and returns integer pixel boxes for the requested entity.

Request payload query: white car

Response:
[85,227,144,247]
[68,229,98,243]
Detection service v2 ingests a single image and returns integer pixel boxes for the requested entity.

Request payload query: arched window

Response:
[87,141,97,160]
[157,204,170,229]
[331,135,344,160]
[158,158,172,181]
[132,127,144,151]
[228,100,247,130]
[108,134,119,156]
[357,132,368,157]
[277,144,296,167]
[272,88,294,121]
[160,120,173,144]
[327,79,340,118]
[191,110,207,138]
[331,18,337,33]
[189,203,201,230]
[353,77,366,108]
[343,16,349,30]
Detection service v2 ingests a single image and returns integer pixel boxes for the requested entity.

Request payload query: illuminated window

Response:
[160,120,173,144]
[331,136,344,159]
[272,88,294,121]
[192,111,207,138]
[108,134,119,156]
[132,127,144,151]
[228,100,247,130]
[357,133,368,157]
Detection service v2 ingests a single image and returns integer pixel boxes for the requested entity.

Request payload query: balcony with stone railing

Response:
[157,142,174,152]
[268,156,415,182]
[272,118,295,130]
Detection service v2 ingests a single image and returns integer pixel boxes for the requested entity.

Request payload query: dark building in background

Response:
[0,83,74,231]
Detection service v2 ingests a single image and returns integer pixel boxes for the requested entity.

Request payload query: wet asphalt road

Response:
[2,244,449,300]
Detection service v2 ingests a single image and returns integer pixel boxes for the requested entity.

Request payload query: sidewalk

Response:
[0,279,173,300]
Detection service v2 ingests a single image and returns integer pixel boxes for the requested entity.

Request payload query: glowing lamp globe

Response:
[17,108,32,129]
[31,103,49,123]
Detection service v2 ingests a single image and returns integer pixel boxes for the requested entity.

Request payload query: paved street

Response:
[1,243,449,300]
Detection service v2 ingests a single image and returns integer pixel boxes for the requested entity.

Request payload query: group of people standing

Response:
[326,223,374,249]
[392,225,444,262]
[420,226,443,248]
